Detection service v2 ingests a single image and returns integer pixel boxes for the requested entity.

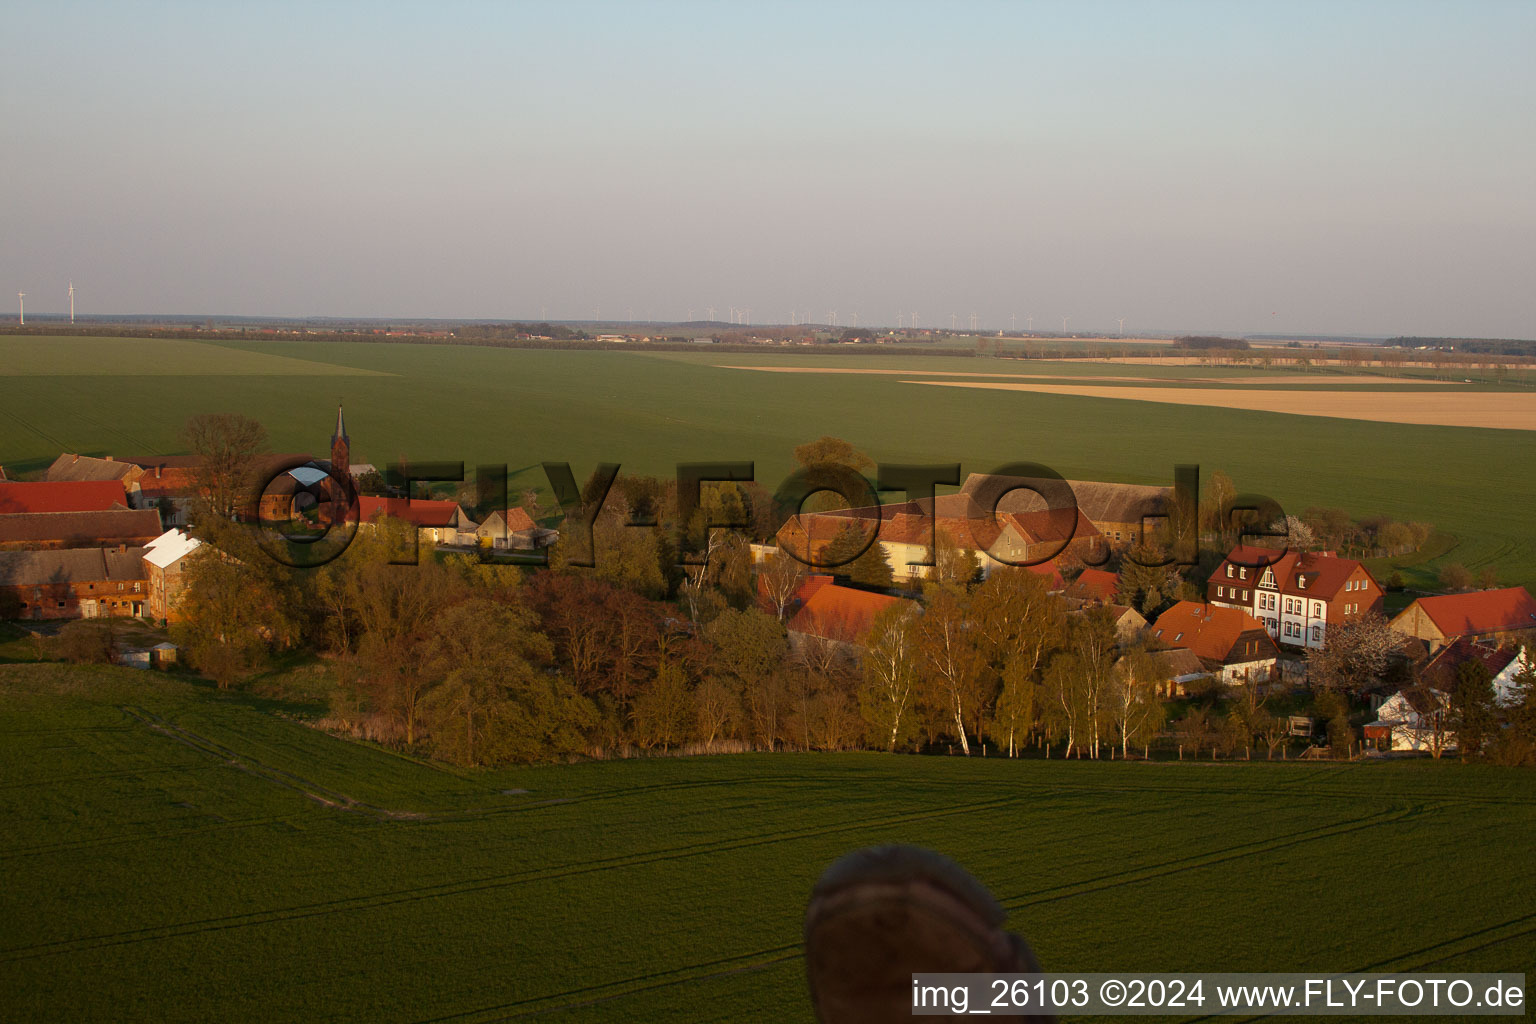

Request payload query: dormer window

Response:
[1239,567,1247,580]
[1226,565,1234,578]
[1297,575,1307,589]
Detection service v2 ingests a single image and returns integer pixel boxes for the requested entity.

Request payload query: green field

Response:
[1,336,1533,589]
[1,663,1532,1023]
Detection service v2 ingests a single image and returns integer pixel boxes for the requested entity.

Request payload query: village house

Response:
[1366,688,1455,754]
[1144,647,1211,697]
[1207,545,1383,650]
[1067,567,1121,603]
[473,508,558,550]
[142,529,203,623]
[778,490,1101,584]
[1389,587,1536,652]
[1360,635,1530,756]
[0,480,132,515]
[1149,601,1280,685]
[958,473,1172,547]
[1421,636,1531,705]
[119,456,201,525]
[782,575,919,658]
[42,453,144,496]
[0,509,164,552]
[0,546,150,620]
[356,495,477,546]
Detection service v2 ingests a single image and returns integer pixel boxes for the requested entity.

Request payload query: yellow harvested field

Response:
[716,365,1464,386]
[905,381,1536,430]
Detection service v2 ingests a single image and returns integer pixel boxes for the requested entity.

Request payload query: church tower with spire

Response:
[330,401,350,480]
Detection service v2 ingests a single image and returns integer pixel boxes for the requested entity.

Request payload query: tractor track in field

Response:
[0,792,1043,963]
[405,945,805,1022]
[384,809,1425,1023]
[1185,911,1536,1023]
[119,706,436,822]
[997,805,1420,912]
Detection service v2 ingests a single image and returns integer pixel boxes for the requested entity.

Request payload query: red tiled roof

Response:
[1150,601,1274,664]
[788,581,915,643]
[1215,544,1375,600]
[1411,587,1536,637]
[0,481,129,514]
[1423,636,1522,685]
[357,495,465,528]
[504,507,537,533]
[1071,568,1120,601]
[1025,562,1066,590]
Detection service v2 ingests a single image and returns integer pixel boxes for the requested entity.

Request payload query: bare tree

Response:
[759,548,806,622]
[182,413,269,520]
[1306,613,1400,694]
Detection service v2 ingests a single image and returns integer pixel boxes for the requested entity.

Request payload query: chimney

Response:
[105,456,114,462]
[155,465,162,479]
[72,453,80,463]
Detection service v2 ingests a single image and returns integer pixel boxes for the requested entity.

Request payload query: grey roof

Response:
[961,474,1170,525]
[1148,647,1208,679]
[0,547,148,586]
[0,508,163,546]
[43,453,138,483]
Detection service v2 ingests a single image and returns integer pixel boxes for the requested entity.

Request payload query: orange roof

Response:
[1411,587,1536,637]
[1216,544,1374,600]
[357,495,464,528]
[1071,567,1120,601]
[787,581,915,643]
[0,481,129,514]
[504,507,537,533]
[1151,601,1275,664]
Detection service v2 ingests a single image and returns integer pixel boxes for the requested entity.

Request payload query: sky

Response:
[3,1,1534,337]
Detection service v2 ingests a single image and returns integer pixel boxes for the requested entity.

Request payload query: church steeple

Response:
[329,401,350,482]
[332,401,349,447]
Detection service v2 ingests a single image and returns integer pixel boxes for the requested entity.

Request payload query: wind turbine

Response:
[910,312,918,328]
[1116,317,1126,336]
[1061,315,1070,334]
[1010,313,1017,331]
[17,292,24,325]
[1026,315,1033,331]
[849,312,858,328]
[969,312,979,331]
[68,282,75,324]
[950,313,958,330]
[896,311,903,329]
[706,306,717,321]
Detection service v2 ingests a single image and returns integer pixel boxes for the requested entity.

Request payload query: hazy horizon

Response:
[4,1,1533,338]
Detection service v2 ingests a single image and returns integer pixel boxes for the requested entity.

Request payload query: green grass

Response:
[1,337,1532,590]
[1,664,1533,1023]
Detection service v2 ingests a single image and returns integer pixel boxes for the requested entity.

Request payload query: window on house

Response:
[1174,633,1183,641]
[1240,567,1247,580]
[1311,625,1322,641]
[1226,565,1234,577]
[1217,585,1225,597]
